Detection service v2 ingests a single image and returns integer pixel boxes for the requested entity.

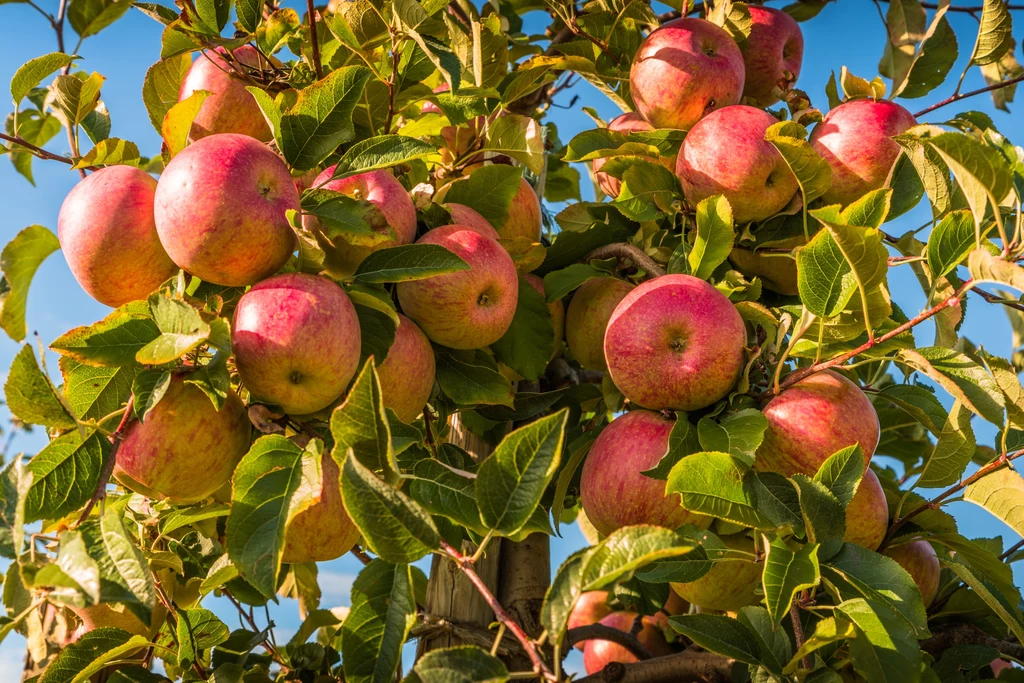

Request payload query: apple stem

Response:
[75,394,135,526]
[564,623,654,660]
[585,243,667,278]
[306,0,323,80]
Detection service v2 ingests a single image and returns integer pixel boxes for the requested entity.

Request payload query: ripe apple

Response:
[114,375,250,502]
[303,167,418,275]
[580,410,708,536]
[582,611,673,673]
[664,589,690,616]
[883,540,940,606]
[282,450,361,563]
[566,278,634,371]
[670,533,762,612]
[377,314,436,423]
[756,370,879,476]
[604,274,746,411]
[629,18,745,130]
[844,468,888,551]
[740,7,804,106]
[179,46,273,142]
[446,203,500,239]
[592,113,670,198]
[809,99,917,206]
[154,133,298,286]
[568,591,613,650]
[498,178,542,241]
[421,82,449,114]
[676,105,799,224]
[232,273,361,415]
[58,165,177,308]
[728,236,805,296]
[397,225,518,349]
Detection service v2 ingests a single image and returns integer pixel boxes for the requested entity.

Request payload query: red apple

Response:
[582,611,673,673]
[282,450,361,563]
[604,274,746,411]
[809,99,917,206]
[740,7,804,106]
[377,314,436,423]
[592,113,671,198]
[568,591,613,650]
[756,370,879,476]
[883,540,940,606]
[446,203,499,239]
[397,225,518,349]
[676,105,799,224]
[179,46,273,142]
[671,533,763,612]
[115,374,250,502]
[630,18,745,130]
[154,133,298,286]
[498,178,542,241]
[421,82,449,114]
[580,410,708,536]
[58,165,177,308]
[728,236,805,295]
[566,278,634,371]
[844,468,888,551]
[232,273,361,415]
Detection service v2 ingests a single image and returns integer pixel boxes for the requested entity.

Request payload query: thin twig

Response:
[915,74,1024,117]
[384,32,400,133]
[791,603,810,670]
[223,589,285,664]
[999,538,1024,561]
[306,0,323,80]
[351,546,373,565]
[565,624,653,660]
[0,134,78,166]
[585,243,667,278]
[76,395,134,525]
[575,650,733,683]
[878,0,1024,12]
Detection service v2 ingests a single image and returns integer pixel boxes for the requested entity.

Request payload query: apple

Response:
[446,203,500,239]
[568,591,613,650]
[670,533,762,612]
[844,468,888,551]
[498,178,542,241]
[592,113,672,198]
[282,450,362,563]
[740,7,804,106]
[396,225,519,349]
[728,236,805,296]
[179,46,273,142]
[421,82,449,114]
[566,278,635,371]
[303,167,418,276]
[629,18,745,130]
[377,314,436,423]
[664,589,690,616]
[809,99,917,206]
[580,410,708,536]
[756,370,879,476]
[58,165,177,308]
[883,540,940,606]
[114,374,250,502]
[154,133,298,286]
[676,105,799,224]
[604,274,746,411]
[70,602,164,640]
[582,611,673,673]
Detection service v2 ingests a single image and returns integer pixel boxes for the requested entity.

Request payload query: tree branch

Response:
[921,622,1024,662]
[914,73,1024,117]
[565,624,654,660]
[585,243,667,278]
[575,650,733,683]
[306,0,323,80]
[76,395,134,525]
[0,133,78,166]
[878,0,1024,12]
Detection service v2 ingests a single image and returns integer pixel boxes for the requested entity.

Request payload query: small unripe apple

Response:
[883,540,940,606]
[580,410,708,536]
[565,278,634,371]
[582,611,673,673]
[115,375,250,502]
[809,99,917,206]
[377,314,436,424]
[676,105,799,224]
[154,133,298,286]
[179,46,273,142]
[728,236,806,296]
[282,450,361,563]
[671,533,762,612]
[844,468,888,551]
[604,274,746,411]
[630,18,745,130]
[568,591,613,650]
[740,7,804,106]
[58,165,177,308]
[756,370,879,476]
[397,225,518,349]
[446,203,499,239]
[232,273,361,415]
[498,178,542,241]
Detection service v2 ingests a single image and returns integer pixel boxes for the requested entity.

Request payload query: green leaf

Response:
[341,560,418,683]
[340,449,440,563]
[484,114,545,176]
[923,131,1014,234]
[330,358,394,475]
[0,460,31,560]
[68,0,134,38]
[51,300,160,367]
[963,465,1024,538]
[26,429,108,522]
[52,72,105,125]
[613,161,679,222]
[915,401,975,489]
[227,435,323,598]
[689,195,734,280]
[5,344,75,429]
[408,456,484,533]
[490,276,555,381]
[142,54,192,133]
[135,295,210,365]
[330,135,436,178]
[132,369,172,422]
[434,348,514,407]
[476,409,567,535]
[926,210,979,279]
[176,608,229,668]
[837,598,922,683]
[737,606,791,675]
[797,227,857,318]
[666,451,771,528]
[235,0,263,32]
[0,225,59,341]
[411,645,509,683]
[762,538,820,626]
[668,613,762,664]
[541,264,608,302]
[899,14,959,99]
[813,445,864,506]
[161,89,210,158]
[791,474,846,560]
[970,0,1014,65]
[73,138,140,169]
[6,110,63,184]
[765,120,833,205]
[11,53,78,106]
[354,244,470,284]
[60,358,136,422]
[83,505,157,621]
[896,346,1005,425]
[968,248,1024,291]
[942,554,1024,643]
[696,409,768,464]
[39,628,148,683]
[442,165,524,226]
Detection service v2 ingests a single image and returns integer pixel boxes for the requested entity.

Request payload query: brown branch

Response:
[351,546,372,565]
[76,395,134,525]
[790,604,810,670]
[565,624,654,660]
[0,133,79,166]
[999,538,1024,561]
[972,285,1024,313]
[306,0,323,80]
[385,33,400,133]
[879,0,1024,12]
[915,73,1024,117]
[921,622,1024,661]
[585,243,667,278]
[576,650,733,683]
[223,589,284,664]
[438,539,556,681]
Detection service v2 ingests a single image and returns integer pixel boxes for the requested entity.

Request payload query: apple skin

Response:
[671,534,762,612]
[844,468,888,551]
[566,278,635,371]
[580,410,708,536]
[592,113,670,198]
[281,450,361,563]
[728,236,805,296]
[232,273,361,415]
[756,370,880,476]
[582,611,674,673]
[498,178,542,241]
[397,225,519,349]
[58,165,177,308]
[115,375,250,502]
[741,7,804,106]
[154,133,298,286]
[883,540,940,606]
[629,18,745,130]
[303,167,418,276]
[446,203,499,239]
[179,46,273,142]
[676,105,799,224]
[809,99,917,206]
[568,591,613,650]
[377,314,436,423]
[604,274,746,411]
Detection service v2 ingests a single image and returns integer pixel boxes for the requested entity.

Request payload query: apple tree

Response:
[3,0,1024,681]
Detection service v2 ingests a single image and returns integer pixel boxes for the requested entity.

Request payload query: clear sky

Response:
[0,1,1021,677]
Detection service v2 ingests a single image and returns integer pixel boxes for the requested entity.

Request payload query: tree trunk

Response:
[497,534,550,671]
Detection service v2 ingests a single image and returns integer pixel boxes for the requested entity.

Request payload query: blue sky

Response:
[0,1,1022,677]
